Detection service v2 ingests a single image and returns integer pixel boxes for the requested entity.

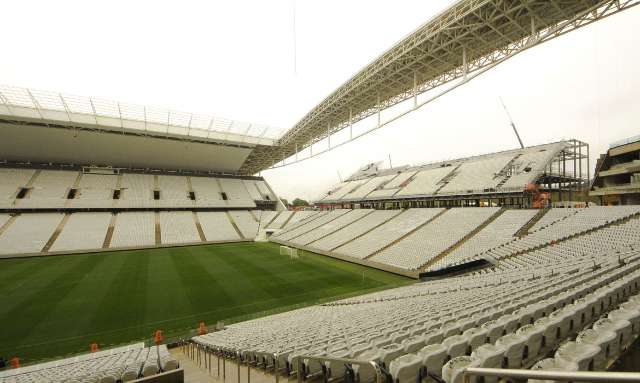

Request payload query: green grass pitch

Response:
[0,242,411,363]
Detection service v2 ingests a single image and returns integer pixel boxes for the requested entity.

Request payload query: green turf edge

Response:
[0,242,413,366]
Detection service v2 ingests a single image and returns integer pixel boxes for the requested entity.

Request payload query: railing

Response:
[183,341,640,383]
[293,355,383,383]
[462,367,640,382]
[185,348,640,383]
[0,85,284,145]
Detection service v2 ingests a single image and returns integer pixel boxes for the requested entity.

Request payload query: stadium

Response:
[1,1,640,383]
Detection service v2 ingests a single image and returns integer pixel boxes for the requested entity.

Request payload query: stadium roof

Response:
[0,85,283,146]
[1,0,637,174]
[239,0,639,174]
[0,85,284,173]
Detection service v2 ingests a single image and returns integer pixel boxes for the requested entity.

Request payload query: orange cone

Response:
[154,329,164,345]
[198,321,207,335]
[90,343,99,353]
[10,357,20,369]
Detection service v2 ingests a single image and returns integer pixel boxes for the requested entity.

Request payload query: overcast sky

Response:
[2,1,639,201]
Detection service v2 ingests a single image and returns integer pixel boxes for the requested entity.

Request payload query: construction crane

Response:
[499,97,524,149]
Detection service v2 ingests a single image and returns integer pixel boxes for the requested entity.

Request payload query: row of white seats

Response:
[472,206,640,264]
[0,168,277,209]
[427,209,538,272]
[271,207,640,272]
[334,208,444,260]
[317,143,567,202]
[273,210,347,242]
[288,209,374,246]
[192,249,640,383]
[0,344,178,383]
[371,208,499,270]
[0,211,260,255]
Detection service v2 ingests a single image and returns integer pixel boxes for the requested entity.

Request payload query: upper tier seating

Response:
[367,171,418,199]
[342,175,397,200]
[157,175,192,208]
[190,176,225,207]
[0,168,35,208]
[317,142,569,203]
[72,174,118,208]
[438,154,514,194]
[319,179,370,201]
[218,178,256,208]
[15,170,77,209]
[0,168,274,210]
[243,179,263,201]
[500,145,561,190]
[395,167,452,197]
[255,180,277,201]
[119,173,155,208]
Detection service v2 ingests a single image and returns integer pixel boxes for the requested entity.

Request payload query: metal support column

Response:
[462,48,468,80]
[413,71,418,107]
[349,107,353,140]
[377,95,381,127]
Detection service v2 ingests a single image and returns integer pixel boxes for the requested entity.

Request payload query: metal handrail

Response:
[462,367,640,382]
[292,354,383,383]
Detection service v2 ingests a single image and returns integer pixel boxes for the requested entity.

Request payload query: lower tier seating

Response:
[0,344,178,383]
[0,210,277,256]
[191,246,640,383]
[272,206,640,272]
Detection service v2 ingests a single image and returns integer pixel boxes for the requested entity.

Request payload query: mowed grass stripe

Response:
[20,252,130,359]
[0,242,411,363]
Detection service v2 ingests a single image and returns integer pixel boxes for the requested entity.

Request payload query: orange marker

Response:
[198,321,207,335]
[154,329,164,345]
[90,343,99,353]
[10,357,20,369]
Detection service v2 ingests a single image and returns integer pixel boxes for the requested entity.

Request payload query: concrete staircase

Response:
[173,344,293,383]
[226,211,245,239]
[102,214,117,249]
[42,213,71,253]
[494,153,523,189]
[514,208,549,237]
[155,212,162,245]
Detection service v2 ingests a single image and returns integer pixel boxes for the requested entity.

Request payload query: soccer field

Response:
[0,242,411,363]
